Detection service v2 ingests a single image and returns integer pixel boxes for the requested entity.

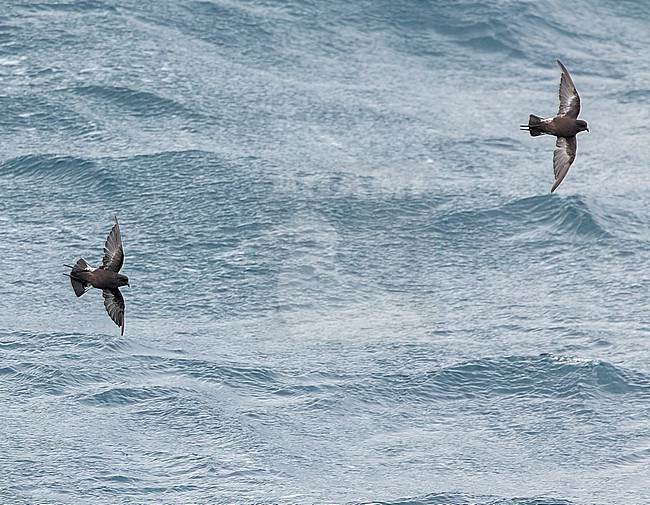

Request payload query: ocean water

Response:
[1,0,649,503]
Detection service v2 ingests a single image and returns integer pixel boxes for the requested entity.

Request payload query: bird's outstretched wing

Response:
[557,60,581,118]
[102,288,125,335]
[551,136,577,193]
[101,216,124,273]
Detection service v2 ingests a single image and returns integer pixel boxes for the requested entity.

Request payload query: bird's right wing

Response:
[551,136,577,193]
[102,216,124,273]
[557,60,581,118]
[102,288,125,336]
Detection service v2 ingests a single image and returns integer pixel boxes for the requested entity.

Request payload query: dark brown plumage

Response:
[65,216,130,335]
[520,60,589,193]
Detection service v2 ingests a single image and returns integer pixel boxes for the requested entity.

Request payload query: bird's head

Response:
[117,274,130,287]
[577,119,589,132]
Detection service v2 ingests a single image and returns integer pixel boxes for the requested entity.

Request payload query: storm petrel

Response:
[65,216,130,335]
[520,60,589,192]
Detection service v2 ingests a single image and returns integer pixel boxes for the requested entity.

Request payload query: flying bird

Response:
[65,216,130,335]
[520,60,589,192]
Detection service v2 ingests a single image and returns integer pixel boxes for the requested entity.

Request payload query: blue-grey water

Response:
[1,1,649,504]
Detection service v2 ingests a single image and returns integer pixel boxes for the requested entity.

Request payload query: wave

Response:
[363,493,576,505]
[0,153,118,191]
[436,194,616,243]
[374,0,643,67]
[5,328,646,407]
[384,354,649,403]
[62,84,201,120]
[79,385,179,407]
[137,354,282,396]
[0,331,115,395]
[20,1,117,14]
[127,1,291,74]
[127,352,649,412]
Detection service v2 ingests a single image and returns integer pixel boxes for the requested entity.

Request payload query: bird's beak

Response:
[586,128,590,132]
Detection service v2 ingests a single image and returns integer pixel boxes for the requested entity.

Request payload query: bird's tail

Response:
[64,258,92,297]
[519,114,545,137]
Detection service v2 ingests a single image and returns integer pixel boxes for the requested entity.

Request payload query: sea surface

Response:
[1,1,649,504]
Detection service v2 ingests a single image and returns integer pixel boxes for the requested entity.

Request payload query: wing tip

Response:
[550,179,562,193]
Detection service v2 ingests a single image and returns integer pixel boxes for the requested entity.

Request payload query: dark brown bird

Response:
[520,60,589,192]
[65,216,130,335]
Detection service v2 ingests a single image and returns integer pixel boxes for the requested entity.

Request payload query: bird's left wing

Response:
[551,136,577,193]
[103,288,125,336]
